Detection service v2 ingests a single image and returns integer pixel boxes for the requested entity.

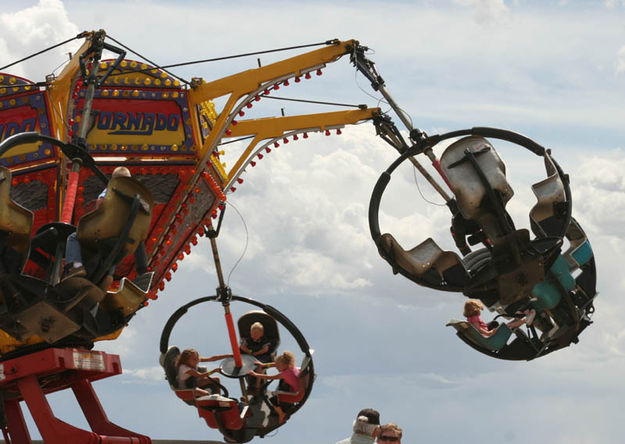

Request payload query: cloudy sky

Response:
[2,0,625,443]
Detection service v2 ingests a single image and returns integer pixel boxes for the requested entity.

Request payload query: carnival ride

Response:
[368,130,596,360]
[0,30,377,444]
[0,28,597,444]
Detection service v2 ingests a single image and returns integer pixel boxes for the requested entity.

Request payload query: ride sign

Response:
[76,97,189,152]
[72,349,106,371]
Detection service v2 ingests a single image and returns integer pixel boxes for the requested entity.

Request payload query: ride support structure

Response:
[0,31,380,443]
[0,347,150,444]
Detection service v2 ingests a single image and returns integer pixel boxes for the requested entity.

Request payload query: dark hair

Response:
[357,408,380,425]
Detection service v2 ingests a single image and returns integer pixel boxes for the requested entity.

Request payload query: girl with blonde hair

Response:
[248,350,300,424]
[464,299,526,337]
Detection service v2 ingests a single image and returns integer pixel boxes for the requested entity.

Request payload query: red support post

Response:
[3,398,32,444]
[0,348,152,444]
[431,158,454,191]
[71,378,151,444]
[18,375,101,444]
[224,305,243,368]
[61,169,80,224]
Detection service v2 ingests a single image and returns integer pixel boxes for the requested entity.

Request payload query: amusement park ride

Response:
[0,30,596,443]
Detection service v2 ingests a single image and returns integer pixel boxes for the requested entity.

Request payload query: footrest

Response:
[100,277,148,317]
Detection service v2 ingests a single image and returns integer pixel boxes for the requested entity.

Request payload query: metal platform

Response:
[0,347,151,444]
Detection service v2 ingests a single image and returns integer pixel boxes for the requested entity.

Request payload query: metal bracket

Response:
[216,286,232,303]
[372,113,409,153]
[350,43,384,91]
[206,204,227,239]
[350,42,425,143]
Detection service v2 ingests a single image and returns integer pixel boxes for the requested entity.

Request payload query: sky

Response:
[2,0,625,443]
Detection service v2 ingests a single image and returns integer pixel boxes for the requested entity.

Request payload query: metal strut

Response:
[205,206,249,402]
[61,31,127,224]
[350,43,453,202]
[206,206,228,292]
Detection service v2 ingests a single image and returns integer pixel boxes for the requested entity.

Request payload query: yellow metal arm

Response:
[153,39,376,264]
[224,108,379,188]
[187,39,356,104]
[47,32,98,140]
[186,39,363,170]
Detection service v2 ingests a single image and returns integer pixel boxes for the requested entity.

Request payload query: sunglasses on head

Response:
[378,436,399,442]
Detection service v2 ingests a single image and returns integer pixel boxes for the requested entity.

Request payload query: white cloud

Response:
[605,0,625,7]
[207,125,403,296]
[3,2,625,443]
[122,366,165,382]
[453,0,510,24]
[572,151,625,237]
[617,45,625,74]
[94,322,138,357]
[0,0,80,79]
[268,247,373,290]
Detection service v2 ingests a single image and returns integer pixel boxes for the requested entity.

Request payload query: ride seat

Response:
[276,371,310,404]
[196,395,245,431]
[100,275,151,318]
[376,234,469,289]
[562,219,593,269]
[446,319,512,351]
[0,167,34,271]
[276,354,313,404]
[461,248,491,274]
[530,154,566,237]
[160,346,224,406]
[77,176,154,277]
[237,310,280,359]
[531,255,576,311]
[440,136,514,227]
[160,345,196,406]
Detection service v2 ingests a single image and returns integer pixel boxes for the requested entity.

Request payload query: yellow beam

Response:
[226,108,380,180]
[46,33,95,141]
[151,39,374,263]
[187,40,357,104]
[186,39,361,163]
[229,108,378,138]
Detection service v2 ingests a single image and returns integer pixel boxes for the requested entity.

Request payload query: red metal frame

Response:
[0,348,151,444]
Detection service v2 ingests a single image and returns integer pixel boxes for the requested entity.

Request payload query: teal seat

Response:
[532,255,577,311]
[571,240,592,268]
[446,320,512,351]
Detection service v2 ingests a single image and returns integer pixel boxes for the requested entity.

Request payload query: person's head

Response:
[352,408,380,437]
[250,322,264,341]
[275,351,295,371]
[111,166,131,178]
[463,299,484,317]
[176,348,199,369]
[377,423,402,443]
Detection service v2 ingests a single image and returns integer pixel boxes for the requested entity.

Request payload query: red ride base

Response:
[0,347,151,444]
